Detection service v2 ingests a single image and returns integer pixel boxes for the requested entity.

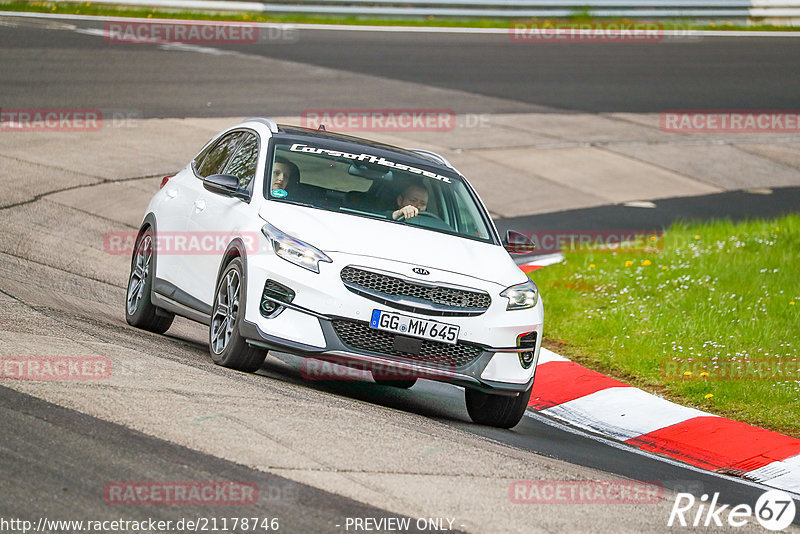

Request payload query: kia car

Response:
[125,117,543,428]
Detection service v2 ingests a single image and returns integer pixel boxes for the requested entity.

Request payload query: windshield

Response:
[265,141,495,244]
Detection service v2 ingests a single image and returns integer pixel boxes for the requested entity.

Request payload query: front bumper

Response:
[241,250,543,394]
[240,308,540,395]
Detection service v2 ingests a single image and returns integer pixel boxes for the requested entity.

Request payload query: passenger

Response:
[271,157,300,194]
[391,182,429,221]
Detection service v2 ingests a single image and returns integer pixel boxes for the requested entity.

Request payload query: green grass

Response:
[530,214,800,436]
[1,1,799,31]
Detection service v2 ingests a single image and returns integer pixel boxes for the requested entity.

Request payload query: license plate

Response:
[369,309,459,345]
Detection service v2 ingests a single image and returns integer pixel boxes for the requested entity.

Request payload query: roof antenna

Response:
[318,124,326,131]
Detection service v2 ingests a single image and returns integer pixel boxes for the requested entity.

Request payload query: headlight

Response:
[261,222,332,273]
[501,280,538,310]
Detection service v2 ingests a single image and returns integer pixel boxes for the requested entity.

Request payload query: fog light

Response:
[517,331,537,369]
[260,280,295,318]
[260,300,279,315]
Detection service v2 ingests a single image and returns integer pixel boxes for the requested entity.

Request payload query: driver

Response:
[391,182,429,220]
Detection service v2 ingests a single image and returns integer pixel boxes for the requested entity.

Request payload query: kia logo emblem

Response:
[412,267,430,275]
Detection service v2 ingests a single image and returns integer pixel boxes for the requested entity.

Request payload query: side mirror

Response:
[504,230,536,255]
[203,174,249,200]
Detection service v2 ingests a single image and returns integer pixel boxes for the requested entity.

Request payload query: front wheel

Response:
[465,386,532,429]
[209,258,267,373]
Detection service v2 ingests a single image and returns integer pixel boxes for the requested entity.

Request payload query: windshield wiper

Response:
[281,200,317,209]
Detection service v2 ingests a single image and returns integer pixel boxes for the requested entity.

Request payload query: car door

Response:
[154,140,219,290]
[184,131,260,306]
[170,130,247,303]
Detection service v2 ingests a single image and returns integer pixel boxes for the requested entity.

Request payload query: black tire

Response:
[125,227,174,334]
[465,386,532,429]
[371,370,417,389]
[209,258,267,373]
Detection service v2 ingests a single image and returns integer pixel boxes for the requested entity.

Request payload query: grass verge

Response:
[530,214,800,436]
[1,1,799,31]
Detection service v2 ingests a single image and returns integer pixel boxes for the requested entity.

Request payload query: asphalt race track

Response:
[1,13,799,533]
[1,15,800,116]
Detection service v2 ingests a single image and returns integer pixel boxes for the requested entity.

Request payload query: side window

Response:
[223,133,259,190]
[192,142,214,172]
[196,132,244,178]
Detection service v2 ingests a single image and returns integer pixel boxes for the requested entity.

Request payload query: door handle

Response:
[193,199,206,212]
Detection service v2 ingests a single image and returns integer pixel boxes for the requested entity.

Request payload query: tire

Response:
[371,369,417,389]
[209,258,267,373]
[465,386,532,429]
[125,227,174,334]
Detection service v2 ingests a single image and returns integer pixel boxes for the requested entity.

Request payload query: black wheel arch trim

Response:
[135,213,159,306]
[215,238,250,288]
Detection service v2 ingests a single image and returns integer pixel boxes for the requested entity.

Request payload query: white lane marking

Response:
[754,466,800,494]
[525,410,800,498]
[0,17,77,30]
[4,11,800,37]
[622,200,657,208]
[158,42,233,54]
[536,347,570,365]
[75,27,250,55]
[541,386,714,441]
[519,252,565,270]
[745,455,800,493]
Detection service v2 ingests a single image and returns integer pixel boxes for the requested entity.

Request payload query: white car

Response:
[125,118,543,428]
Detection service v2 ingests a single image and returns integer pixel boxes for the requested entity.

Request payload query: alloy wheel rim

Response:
[126,234,152,316]
[211,269,240,354]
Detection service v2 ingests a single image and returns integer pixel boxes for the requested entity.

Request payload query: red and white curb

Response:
[518,253,564,274]
[520,253,800,494]
[528,349,800,495]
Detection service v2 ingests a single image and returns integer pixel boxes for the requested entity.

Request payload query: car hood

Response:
[258,202,525,288]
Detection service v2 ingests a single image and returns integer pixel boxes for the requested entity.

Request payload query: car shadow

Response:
[257,352,472,424]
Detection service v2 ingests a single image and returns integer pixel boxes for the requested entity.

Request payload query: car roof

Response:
[242,119,456,174]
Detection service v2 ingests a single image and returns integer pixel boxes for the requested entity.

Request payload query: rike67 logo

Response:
[668,490,796,530]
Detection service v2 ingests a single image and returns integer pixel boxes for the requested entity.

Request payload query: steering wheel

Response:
[397,210,443,222]
[403,210,452,231]
[414,211,443,221]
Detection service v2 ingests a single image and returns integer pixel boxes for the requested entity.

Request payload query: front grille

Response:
[340,266,490,316]
[331,319,483,369]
